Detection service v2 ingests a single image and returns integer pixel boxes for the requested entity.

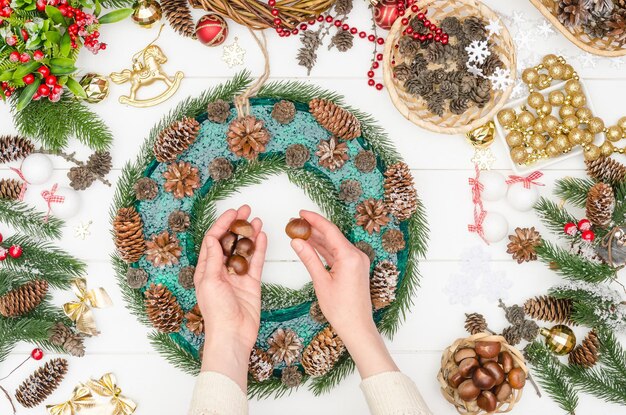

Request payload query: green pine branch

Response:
[564,364,626,405]
[554,177,594,209]
[611,181,626,225]
[149,332,200,375]
[308,353,355,396]
[549,287,623,329]
[261,282,315,311]
[597,328,626,384]
[536,240,616,283]
[0,199,63,240]
[249,375,301,399]
[111,256,150,326]
[534,198,578,236]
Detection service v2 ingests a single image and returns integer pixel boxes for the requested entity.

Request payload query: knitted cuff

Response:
[188,371,248,415]
[360,372,432,415]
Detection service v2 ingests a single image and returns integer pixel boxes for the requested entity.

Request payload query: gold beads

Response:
[554,134,569,150]
[607,126,623,142]
[588,117,605,134]
[549,90,565,106]
[560,105,576,118]
[584,144,601,161]
[569,127,585,145]
[510,146,528,164]
[562,115,579,131]
[528,92,545,109]
[570,93,586,108]
[498,108,517,127]
[549,63,566,80]
[565,79,582,95]
[543,115,560,133]
[576,107,592,122]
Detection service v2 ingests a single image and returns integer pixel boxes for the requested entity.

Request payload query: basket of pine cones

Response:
[530,0,626,56]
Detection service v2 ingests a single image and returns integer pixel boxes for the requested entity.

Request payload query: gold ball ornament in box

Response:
[498,109,517,127]
[522,68,539,85]
[584,144,601,161]
[542,54,559,68]
[540,325,576,355]
[548,90,565,106]
[607,126,623,142]
[588,117,605,134]
[511,146,528,164]
[518,111,535,128]
[506,131,524,147]
[601,141,615,156]
[131,0,162,27]
[527,92,544,109]
[560,105,576,118]
[78,73,109,104]
[195,14,229,47]
[576,107,593,122]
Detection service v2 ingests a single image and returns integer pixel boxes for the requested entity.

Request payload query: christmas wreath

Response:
[110,72,428,397]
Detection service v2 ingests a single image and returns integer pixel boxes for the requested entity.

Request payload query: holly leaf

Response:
[45,30,61,44]
[0,71,13,82]
[98,8,133,24]
[45,5,65,25]
[49,64,77,75]
[60,32,71,57]
[94,0,101,16]
[12,61,40,80]
[50,57,75,67]
[16,79,41,111]
[66,77,86,98]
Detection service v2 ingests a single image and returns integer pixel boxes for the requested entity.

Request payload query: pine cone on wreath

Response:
[62,334,86,357]
[301,326,345,377]
[163,161,200,199]
[587,0,616,15]
[267,328,304,366]
[339,179,363,203]
[161,0,196,38]
[134,177,159,201]
[227,116,271,160]
[334,0,354,15]
[464,312,488,335]
[0,280,48,317]
[86,151,112,177]
[207,99,231,124]
[569,330,600,367]
[0,178,23,200]
[15,358,68,408]
[524,295,573,324]
[0,135,34,163]
[144,283,184,333]
[316,136,349,171]
[68,166,96,191]
[281,366,303,388]
[506,227,542,263]
[185,304,204,335]
[384,162,418,221]
[370,261,399,310]
[285,144,310,168]
[521,319,540,341]
[168,210,190,232]
[208,157,234,182]
[272,100,296,124]
[355,198,391,234]
[154,117,200,163]
[179,266,196,289]
[355,241,376,263]
[309,301,327,324]
[249,348,273,382]
[126,268,148,289]
[462,16,487,41]
[586,182,615,227]
[145,231,182,268]
[309,99,361,140]
[558,0,591,27]
[586,157,626,184]
[354,150,377,173]
[382,229,405,253]
[113,206,146,263]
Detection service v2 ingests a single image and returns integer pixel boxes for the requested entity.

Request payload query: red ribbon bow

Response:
[41,184,64,222]
[468,209,488,245]
[468,164,484,209]
[506,171,545,189]
[9,166,28,201]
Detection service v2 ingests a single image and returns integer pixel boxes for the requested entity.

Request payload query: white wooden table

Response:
[2,0,626,413]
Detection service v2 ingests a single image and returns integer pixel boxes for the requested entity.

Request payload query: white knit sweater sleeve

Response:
[360,372,433,415]
[188,371,248,415]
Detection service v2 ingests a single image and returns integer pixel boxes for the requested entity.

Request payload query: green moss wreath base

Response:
[110,72,428,398]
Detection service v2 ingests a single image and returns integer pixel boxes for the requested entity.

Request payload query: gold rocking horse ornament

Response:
[110,25,184,108]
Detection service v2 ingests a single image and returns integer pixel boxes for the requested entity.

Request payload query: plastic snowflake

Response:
[511,11,527,27]
[445,271,480,306]
[466,62,484,78]
[536,20,555,37]
[513,31,535,51]
[488,67,513,91]
[510,80,527,100]
[479,269,513,302]
[578,52,598,68]
[465,40,491,65]
[222,37,246,68]
[486,19,502,38]
[73,220,92,240]
[471,148,496,170]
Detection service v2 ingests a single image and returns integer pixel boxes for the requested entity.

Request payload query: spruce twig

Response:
[0,199,63,240]
[149,331,200,375]
[555,177,595,209]
[534,198,578,236]
[33,148,112,187]
[536,240,617,284]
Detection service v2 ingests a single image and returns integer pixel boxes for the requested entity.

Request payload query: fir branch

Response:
[248,375,303,399]
[111,256,150,325]
[261,282,315,311]
[535,198,578,236]
[526,341,578,414]
[149,332,200,375]
[0,199,63,240]
[308,353,355,395]
[0,268,74,293]
[611,181,626,225]
[565,364,626,405]
[555,177,594,209]
[536,240,616,283]
[597,328,626,383]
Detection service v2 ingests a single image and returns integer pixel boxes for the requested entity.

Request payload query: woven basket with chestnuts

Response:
[438,333,528,414]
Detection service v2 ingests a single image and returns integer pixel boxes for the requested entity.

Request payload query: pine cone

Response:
[68,166,96,191]
[126,267,148,289]
[207,99,231,124]
[371,261,399,310]
[285,144,310,168]
[524,296,573,324]
[86,151,112,177]
[583,13,612,37]
[356,198,391,234]
[309,301,327,323]
[507,227,542,263]
[398,36,421,59]
[144,283,183,333]
[463,16,487,40]
[354,150,377,173]
[168,210,190,232]
[382,229,406,253]
[330,29,353,52]
[0,178,24,200]
[0,135,34,164]
[464,312,488,335]
[154,117,200,163]
[469,78,491,108]
[441,16,463,36]
[449,96,470,115]
[163,161,200,199]
[227,116,271,160]
[301,326,345,377]
[249,348,273,382]
[63,334,85,357]
[161,0,196,38]
[297,43,318,75]
[185,304,204,335]
[49,323,73,347]
[316,136,349,171]
[499,299,526,325]
[558,0,591,27]
[134,177,159,200]
[425,42,446,64]
[502,325,522,346]
[521,319,540,341]
[586,157,626,184]
[113,206,146,263]
[480,54,504,77]
[334,0,353,15]
[179,266,196,289]
[15,358,68,408]
[586,182,615,227]
[339,179,362,203]
[384,162,418,221]
[569,330,600,367]
[0,280,48,317]
[587,0,615,15]
[146,231,181,268]
[267,328,304,366]
[271,100,296,124]
[393,62,412,82]
[355,241,376,263]
[309,99,361,140]
[607,11,626,43]
[281,366,303,388]
[208,157,233,182]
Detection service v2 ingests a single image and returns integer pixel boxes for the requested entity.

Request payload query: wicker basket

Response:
[438,333,528,415]
[529,0,626,57]
[382,0,517,135]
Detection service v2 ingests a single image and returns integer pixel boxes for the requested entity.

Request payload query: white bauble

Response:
[479,170,507,201]
[21,153,53,184]
[49,186,81,219]
[507,182,540,212]
[482,212,509,243]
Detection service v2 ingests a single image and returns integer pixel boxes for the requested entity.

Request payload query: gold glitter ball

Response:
[584,144,601,161]
[537,74,552,89]
[582,130,594,144]
[563,64,575,80]
[546,142,560,157]
[522,68,539,85]
[562,115,579,130]
[498,109,517,127]
[560,105,576,118]
[618,116,626,132]
[549,63,565,80]
[601,141,615,156]
[511,146,529,164]
[588,117,605,134]
[528,92,544,109]
[570,93,586,108]
[554,134,569,150]
[539,102,553,115]
[79,73,110,104]
[530,133,547,150]
[543,115,560,133]
[518,111,535,128]
[569,127,585,145]
[565,79,582,95]
[607,126,623,142]
[576,107,593,122]
[548,90,565,106]
[506,130,524,147]
[542,54,559,68]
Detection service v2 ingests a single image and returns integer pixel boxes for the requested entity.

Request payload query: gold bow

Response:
[63,278,112,336]
[46,385,96,415]
[87,373,137,415]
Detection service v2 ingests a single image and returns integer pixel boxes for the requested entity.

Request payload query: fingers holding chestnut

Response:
[285,218,312,240]
[220,219,257,276]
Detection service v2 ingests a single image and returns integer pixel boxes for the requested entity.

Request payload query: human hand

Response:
[194,205,267,390]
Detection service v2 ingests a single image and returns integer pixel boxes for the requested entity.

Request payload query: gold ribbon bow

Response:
[63,278,112,336]
[87,373,137,415]
[46,385,96,415]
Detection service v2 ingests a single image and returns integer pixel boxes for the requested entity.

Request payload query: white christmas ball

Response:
[507,182,540,212]
[49,186,81,219]
[21,153,53,185]
[482,212,509,243]
[479,170,507,201]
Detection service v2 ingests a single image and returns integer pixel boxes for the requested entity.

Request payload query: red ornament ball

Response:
[581,230,595,242]
[8,244,22,258]
[564,222,578,236]
[374,0,401,30]
[31,348,44,360]
[577,218,591,232]
[0,231,3,244]
[195,13,229,47]
[0,248,7,261]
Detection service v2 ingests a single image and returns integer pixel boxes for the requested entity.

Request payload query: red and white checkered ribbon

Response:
[506,171,545,189]
[467,164,489,245]
[468,209,488,244]
[9,166,28,201]
[41,184,64,222]
[468,164,484,210]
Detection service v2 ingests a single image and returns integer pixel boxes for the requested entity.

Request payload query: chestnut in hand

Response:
[219,232,237,256]
[457,379,481,402]
[475,341,501,359]
[285,218,312,240]
[477,391,497,412]
[472,367,496,390]
[234,237,255,258]
[227,255,249,275]
[230,219,254,238]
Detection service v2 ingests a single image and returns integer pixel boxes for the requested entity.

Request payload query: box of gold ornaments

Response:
[494,54,626,172]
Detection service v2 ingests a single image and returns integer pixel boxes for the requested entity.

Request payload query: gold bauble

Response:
[518,111,535,128]
[466,121,495,148]
[539,102,553,115]
[601,141,615,156]
[560,105,576,118]
[607,125,623,142]
[546,142,560,157]
[506,130,524,147]
[540,325,576,355]
[588,117,605,134]
[562,115,580,130]
[528,92,545,109]
[543,54,559,68]
[570,92,586,108]
[565,79,582,95]
[563,64,575,79]
[554,134,569,150]
[538,74,552,89]
[569,127,585,144]
[131,0,163,27]
[584,144,601,161]
[530,133,547,150]
[522,68,540,85]
[78,73,109,104]
[511,146,529,164]
[618,116,626,132]
[549,63,566,80]
[498,109,517,127]
[576,107,593,122]
[543,115,560,133]
[548,90,565,106]
[582,130,594,145]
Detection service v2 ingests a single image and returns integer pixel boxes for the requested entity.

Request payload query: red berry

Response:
[581,230,595,242]
[31,348,44,360]
[53,84,63,94]
[372,61,379,69]
[359,31,366,38]
[271,8,279,16]
[325,15,333,23]
[22,74,35,84]
[423,19,430,26]
[441,38,449,45]
[8,244,22,258]
[0,232,3,243]
[577,218,591,232]
[375,83,383,90]
[435,35,441,42]
[368,34,375,41]
[376,53,383,61]
[411,4,419,11]
[9,51,19,62]
[350,27,357,34]
[417,13,425,20]
[401,18,409,26]
[333,20,341,27]
[300,23,307,30]
[341,23,349,31]
[45,75,57,86]
[33,50,44,61]
[268,0,276,5]
[19,53,30,63]
[317,15,324,22]
[406,27,414,34]
[273,17,281,26]
[427,33,433,40]
[376,37,384,45]
[564,222,578,236]
[368,79,375,86]
[291,28,298,35]
[367,70,375,78]
[38,84,50,96]
[21,28,28,41]
[38,66,50,77]
[0,249,7,261]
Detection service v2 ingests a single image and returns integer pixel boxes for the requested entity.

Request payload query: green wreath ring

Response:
[110,73,428,397]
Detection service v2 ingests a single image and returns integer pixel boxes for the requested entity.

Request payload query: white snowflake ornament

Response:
[466,40,491,65]
[513,31,535,51]
[536,20,555,37]
[578,52,599,68]
[466,62,484,78]
[471,148,496,170]
[610,57,625,69]
[486,19,502,38]
[222,37,246,68]
[73,220,92,240]
[488,67,513,91]
[511,11,527,27]
[510,80,527,100]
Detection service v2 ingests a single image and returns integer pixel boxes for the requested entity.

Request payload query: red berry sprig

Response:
[563,219,595,241]
[0,232,23,261]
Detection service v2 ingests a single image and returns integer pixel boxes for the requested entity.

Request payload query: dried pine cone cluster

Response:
[557,0,626,44]
[394,16,497,116]
[67,151,113,191]
[49,322,85,357]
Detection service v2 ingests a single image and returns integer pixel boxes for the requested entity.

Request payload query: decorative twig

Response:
[33,148,112,187]
[0,384,16,415]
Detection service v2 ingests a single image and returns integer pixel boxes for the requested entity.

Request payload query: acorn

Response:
[220,232,237,256]
[472,367,496,391]
[234,237,255,259]
[454,348,476,364]
[499,351,514,373]
[477,391,498,412]
[495,382,513,402]
[475,341,501,359]
[230,219,254,238]
[447,370,464,388]
[483,361,505,386]
[285,218,312,240]
[458,357,480,378]
[508,367,526,389]
[227,255,249,275]
[457,379,481,402]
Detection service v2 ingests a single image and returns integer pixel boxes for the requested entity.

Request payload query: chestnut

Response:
[230,219,254,238]
[458,357,480,378]
[447,370,464,389]
[454,348,477,364]
[477,391,498,412]
[472,367,496,391]
[457,379,480,402]
[495,382,512,402]
[234,237,255,258]
[508,367,526,389]
[499,351,514,373]
[483,361,505,386]
[285,218,312,240]
[227,255,249,275]
[219,232,237,257]
[479,356,498,365]
[475,341,501,359]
